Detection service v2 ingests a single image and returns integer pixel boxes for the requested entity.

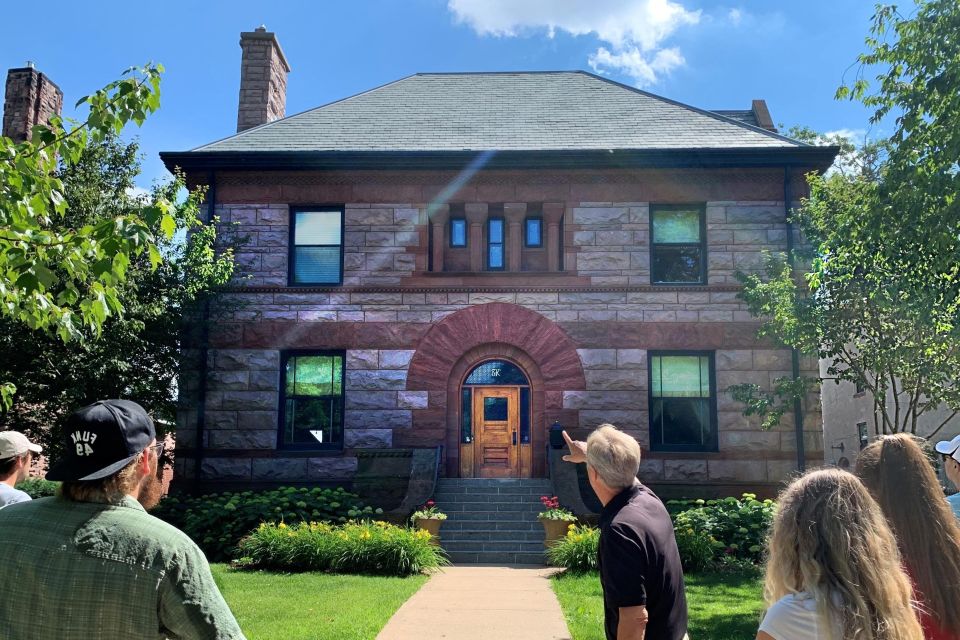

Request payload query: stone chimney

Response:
[3,62,63,142]
[751,99,777,133]
[237,26,291,133]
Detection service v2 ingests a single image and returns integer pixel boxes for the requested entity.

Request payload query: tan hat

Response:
[935,434,960,463]
[0,431,42,459]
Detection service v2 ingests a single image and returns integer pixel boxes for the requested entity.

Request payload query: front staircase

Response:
[433,478,553,564]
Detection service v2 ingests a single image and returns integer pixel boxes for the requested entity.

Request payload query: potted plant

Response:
[538,495,577,547]
[411,499,447,544]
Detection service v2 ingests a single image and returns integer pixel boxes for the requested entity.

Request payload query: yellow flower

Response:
[278,523,287,530]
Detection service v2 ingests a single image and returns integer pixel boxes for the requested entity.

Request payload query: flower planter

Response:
[414,517,444,545]
[539,517,574,548]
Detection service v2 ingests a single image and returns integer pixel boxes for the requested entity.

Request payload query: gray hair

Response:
[586,424,641,489]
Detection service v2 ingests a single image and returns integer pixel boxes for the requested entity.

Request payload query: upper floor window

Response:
[450,218,467,247]
[525,217,543,248]
[649,352,717,452]
[857,421,869,450]
[650,205,706,285]
[487,217,505,270]
[280,351,344,450]
[290,208,343,285]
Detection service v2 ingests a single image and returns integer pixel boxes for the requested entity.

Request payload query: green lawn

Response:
[551,570,764,640]
[211,564,428,640]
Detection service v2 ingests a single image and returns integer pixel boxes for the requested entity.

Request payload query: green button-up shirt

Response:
[0,495,245,640]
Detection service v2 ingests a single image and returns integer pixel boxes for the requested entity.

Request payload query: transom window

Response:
[650,205,706,284]
[487,218,505,270]
[648,352,717,452]
[280,351,344,450]
[450,218,467,247]
[525,217,543,247]
[290,208,344,285]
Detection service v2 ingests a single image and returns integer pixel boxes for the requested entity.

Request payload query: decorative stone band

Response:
[218,284,747,294]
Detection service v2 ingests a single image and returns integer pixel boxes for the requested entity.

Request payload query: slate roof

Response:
[193,71,806,153]
[711,109,761,129]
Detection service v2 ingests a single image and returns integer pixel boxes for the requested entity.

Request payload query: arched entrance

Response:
[404,303,586,478]
[460,359,532,478]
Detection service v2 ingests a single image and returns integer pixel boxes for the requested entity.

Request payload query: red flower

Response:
[425,500,435,507]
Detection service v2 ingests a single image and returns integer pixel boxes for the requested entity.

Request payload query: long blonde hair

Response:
[856,433,960,635]
[763,468,922,640]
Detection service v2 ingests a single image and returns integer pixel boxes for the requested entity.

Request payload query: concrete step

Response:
[441,529,545,542]
[434,485,552,496]
[446,550,546,565]
[442,540,545,553]
[433,491,548,501]
[441,501,542,513]
[441,511,540,522]
[442,520,542,532]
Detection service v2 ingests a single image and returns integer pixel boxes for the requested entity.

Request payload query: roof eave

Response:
[160,146,840,174]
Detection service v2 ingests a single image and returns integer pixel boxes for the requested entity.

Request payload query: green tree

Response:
[730,1,960,436]
[0,65,173,408]
[0,134,234,454]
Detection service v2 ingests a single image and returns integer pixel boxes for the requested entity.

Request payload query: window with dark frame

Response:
[280,352,344,450]
[857,422,869,450]
[650,205,706,284]
[854,378,865,394]
[290,208,344,285]
[648,352,717,452]
[450,218,467,248]
[487,217,505,270]
[525,217,543,247]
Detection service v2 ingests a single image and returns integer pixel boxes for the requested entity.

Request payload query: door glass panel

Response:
[483,397,508,421]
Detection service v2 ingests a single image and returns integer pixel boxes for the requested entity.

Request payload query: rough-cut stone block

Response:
[257,207,288,224]
[720,430,781,451]
[560,291,626,304]
[201,458,251,481]
[345,429,393,448]
[208,430,276,449]
[215,349,280,371]
[347,350,379,370]
[708,252,734,270]
[766,460,802,483]
[308,456,359,479]
[365,232,394,246]
[708,460,766,482]
[252,458,308,480]
[346,208,393,225]
[345,391,398,409]
[468,292,517,304]
[572,207,629,224]
[398,391,429,409]
[664,460,708,481]
[577,349,617,369]
[585,370,644,390]
[208,370,249,391]
[578,410,647,430]
[346,370,408,390]
[394,208,420,225]
[616,349,646,369]
[345,409,412,429]
[638,459,664,480]
[237,410,278,430]
[595,230,634,246]
[717,350,754,371]
[726,205,784,224]
[379,350,415,369]
[573,231,595,246]
[395,232,420,247]
[221,391,277,411]
[204,410,238,430]
[576,252,631,271]
[563,391,645,410]
[753,350,792,370]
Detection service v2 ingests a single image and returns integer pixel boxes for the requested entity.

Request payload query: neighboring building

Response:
[821,373,960,469]
[161,28,836,498]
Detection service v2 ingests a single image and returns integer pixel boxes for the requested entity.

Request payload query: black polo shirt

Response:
[598,481,687,640]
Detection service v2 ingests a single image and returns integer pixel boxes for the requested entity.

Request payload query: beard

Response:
[137,457,164,510]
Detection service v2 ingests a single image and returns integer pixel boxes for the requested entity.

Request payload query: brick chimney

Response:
[3,62,63,142]
[237,26,291,133]
[751,99,777,133]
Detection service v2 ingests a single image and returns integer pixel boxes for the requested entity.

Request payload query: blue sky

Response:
[2,0,886,188]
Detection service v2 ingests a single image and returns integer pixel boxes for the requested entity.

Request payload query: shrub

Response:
[547,524,600,572]
[667,493,774,564]
[18,477,59,499]
[673,524,717,572]
[153,486,380,561]
[236,520,448,576]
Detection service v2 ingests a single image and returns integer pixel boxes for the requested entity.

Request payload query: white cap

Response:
[934,434,960,463]
[0,431,42,459]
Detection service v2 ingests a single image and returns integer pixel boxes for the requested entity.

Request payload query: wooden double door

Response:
[470,387,525,478]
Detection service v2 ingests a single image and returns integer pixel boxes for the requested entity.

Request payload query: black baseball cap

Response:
[46,400,156,482]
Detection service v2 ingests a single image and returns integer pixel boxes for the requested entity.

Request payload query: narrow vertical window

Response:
[650,205,706,284]
[450,218,467,248]
[857,422,869,450]
[525,217,542,247]
[280,352,344,449]
[649,352,717,451]
[488,217,505,270]
[291,209,343,285]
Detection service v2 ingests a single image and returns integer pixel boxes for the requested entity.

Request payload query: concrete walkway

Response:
[377,565,572,640]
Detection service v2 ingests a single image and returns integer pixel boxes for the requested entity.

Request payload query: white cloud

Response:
[447,0,701,86]
[824,128,867,143]
[126,185,151,201]
[727,8,743,26]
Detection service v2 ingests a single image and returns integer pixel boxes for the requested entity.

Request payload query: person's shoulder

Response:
[85,501,205,561]
[0,484,32,507]
[759,592,819,635]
